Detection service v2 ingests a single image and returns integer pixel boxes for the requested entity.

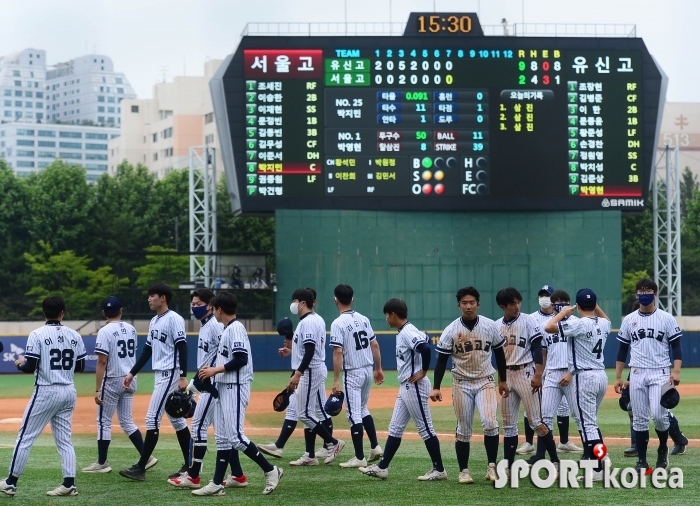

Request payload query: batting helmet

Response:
[660,383,680,409]
[619,387,631,411]
[324,391,344,417]
[165,390,196,418]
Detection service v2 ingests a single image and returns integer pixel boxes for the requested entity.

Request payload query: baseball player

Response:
[279,288,345,466]
[431,286,509,484]
[526,285,581,455]
[259,288,335,462]
[83,296,157,474]
[168,288,247,489]
[614,278,683,472]
[195,291,282,496]
[0,296,86,497]
[119,283,191,482]
[359,298,446,481]
[495,287,559,471]
[329,284,385,468]
[546,288,610,481]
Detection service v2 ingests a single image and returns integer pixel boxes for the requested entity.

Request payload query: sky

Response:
[1,0,697,102]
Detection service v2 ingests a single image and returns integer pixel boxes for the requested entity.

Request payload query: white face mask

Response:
[289,302,299,315]
[539,296,552,309]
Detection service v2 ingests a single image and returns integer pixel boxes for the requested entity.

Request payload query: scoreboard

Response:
[213,13,665,214]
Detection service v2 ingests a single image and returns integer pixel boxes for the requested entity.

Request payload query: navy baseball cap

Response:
[575,288,597,307]
[538,285,555,295]
[324,391,345,417]
[102,296,122,312]
[660,383,680,409]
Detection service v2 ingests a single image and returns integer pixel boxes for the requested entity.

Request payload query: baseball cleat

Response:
[324,439,345,464]
[525,455,541,466]
[224,474,248,488]
[167,472,200,488]
[516,442,535,455]
[634,461,649,472]
[191,481,225,496]
[623,446,638,457]
[168,464,188,479]
[359,465,388,480]
[259,443,284,458]
[82,461,112,473]
[558,441,583,452]
[458,469,474,484]
[368,445,383,462]
[417,468,448,481]
[262,466,283,495]
[485,463,498,481]
[339,457,367,468]
[657,446,669,469]
[577,469,603,482]
[145,456,158,470]
[0,479,17,496]
[671,444,686,456]
[47,485,78,496]
[315,446,330,459]
[119,464,146,481]
[289,453,319,466]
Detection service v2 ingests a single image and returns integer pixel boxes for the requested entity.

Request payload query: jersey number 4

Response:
[117,339,136,358]
[592,339,603,359]
[49,349,74,370]
[353,331,369,351]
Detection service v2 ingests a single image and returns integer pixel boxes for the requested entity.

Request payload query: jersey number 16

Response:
[353,331,369,351]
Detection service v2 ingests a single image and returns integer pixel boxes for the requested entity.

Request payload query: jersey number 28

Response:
[49,349,74,370]
[353,331,369,351]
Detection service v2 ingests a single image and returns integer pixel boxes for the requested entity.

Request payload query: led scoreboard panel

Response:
[219,13,664,213]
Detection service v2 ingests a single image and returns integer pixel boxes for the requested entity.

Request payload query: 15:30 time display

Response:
[418,15,473,34]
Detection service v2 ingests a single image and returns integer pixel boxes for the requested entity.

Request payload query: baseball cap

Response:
[102,296,122,312]
[324,391,345,417]
[538,284,555,295]
[575,288,597,307]
[272,389,291,412]
[660,382,680,409]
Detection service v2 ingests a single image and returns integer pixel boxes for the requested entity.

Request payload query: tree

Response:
[680,167,698,219]
[24,242,128,319]
[621,199,653,275]
[146,168,190,251]
[622,270,649,315]
[133,246,189,290]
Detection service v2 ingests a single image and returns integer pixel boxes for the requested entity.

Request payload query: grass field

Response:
[0,370,697,504]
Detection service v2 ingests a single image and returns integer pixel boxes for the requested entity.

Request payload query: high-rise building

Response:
[109,59,223,179]
[46,54,136,127]
[0,48,47,123]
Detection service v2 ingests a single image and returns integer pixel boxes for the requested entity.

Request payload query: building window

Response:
[16,129,35,135]
[85,143,107,150]
[14,91,21,97]
[59,131,82,138]
[97,106,105,112]
[25,91,33,98]
[16,161,34,167]
[107,107,115,113]
[99,86,104,92]
[3,90,10,96]
[37,113,43,120]
[85,153,107,160]
[152,133,157,142]
[117,87,124,94]
[36,102,42,109]
[24,112,33,118]
[36,91,43,98]
[59,142,82,149]
[4,111,11,117]
[162,127,173,139]
[98,116,105,122]
[17,140,34,146]
[85,164,108,171]
[12,70,19,77]
[97,96,105,102]
[38,130,56,137]
[3,100,10,106]
[14,81,21,87]
[59,152,82,159]
[37,162,50,168]
[38,141,56,147]
[15,111,22,118]
[153,153,158,161]
[107,117,114,123]
[131,105,139,113]
[14,101,21,107]
[115,78,123,84]
[25,102,32,108]
[38,151,56,158]
[205,133,215,144]
[107,97,115,103]
[204,112,214,124]
[111,134,119,139]
[17,150,35,157]
[85,133,108,140]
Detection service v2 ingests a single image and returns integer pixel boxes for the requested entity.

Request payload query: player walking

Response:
[168,288,247,489]
[614,278,683,471]
[195,292,282,496]
[496,287,559,471]
[0,296,86,497]
[119,283,191,482]
[329,284,384,468]
[526,285,581,455]
[546,289,610,481]
[360,298,446,481]
[83,296,157,474]
[431,287,508,484]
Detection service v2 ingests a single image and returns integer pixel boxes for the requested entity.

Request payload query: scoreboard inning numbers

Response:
[215,12,664,213]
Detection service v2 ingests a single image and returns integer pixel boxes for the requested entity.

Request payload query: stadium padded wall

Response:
[275,210,622,331]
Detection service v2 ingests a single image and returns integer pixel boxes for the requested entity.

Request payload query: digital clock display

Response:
[214,13,664,214]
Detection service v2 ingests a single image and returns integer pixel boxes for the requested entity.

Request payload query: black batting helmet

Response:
[165,390,196,418]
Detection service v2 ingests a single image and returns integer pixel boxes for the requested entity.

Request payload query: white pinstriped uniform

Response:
[214,319,254,451]
[618,309,682,432]
[291,312,329,429]
[497,313,544,437]
[9,323,86,480]
[531,310,570,418]
[191,316,224,443]
[94,321,139,441]
[558,316,609,441]
[387,322,436,441]
[330,310,376,425]
[436,316,504,442]
[144,310,188,431]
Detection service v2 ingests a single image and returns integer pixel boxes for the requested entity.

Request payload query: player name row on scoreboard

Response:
[326,128,488,154]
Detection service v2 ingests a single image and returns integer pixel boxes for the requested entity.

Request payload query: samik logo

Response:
[494,459,684,489]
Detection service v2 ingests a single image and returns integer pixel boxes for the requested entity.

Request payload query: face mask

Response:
[290,302,299,315]
[554,302,569,313]
[637,293,655,306]
[191,305,209,320]
[539,296,552,309]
